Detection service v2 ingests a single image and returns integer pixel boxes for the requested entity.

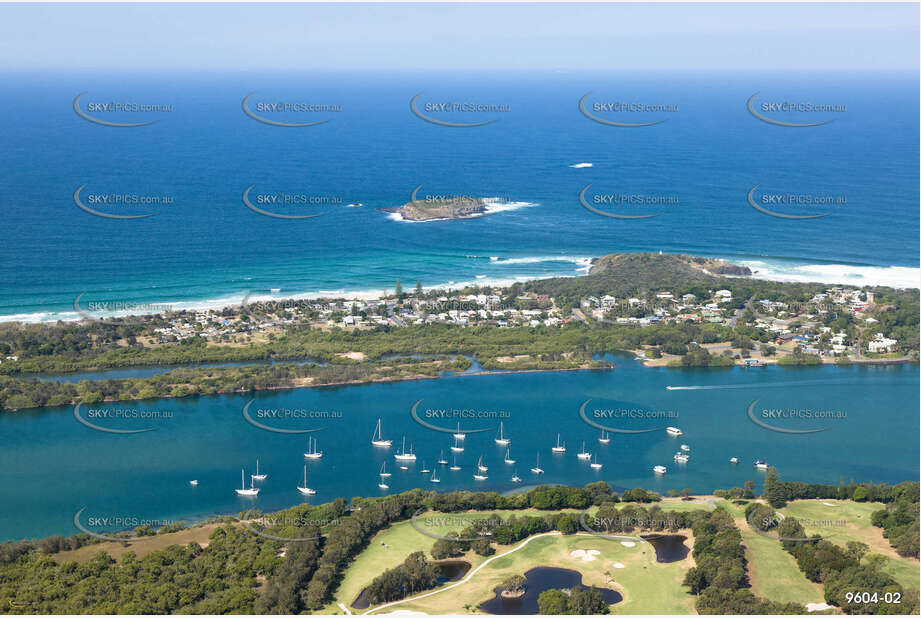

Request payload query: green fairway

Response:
[370,531,695,615]
[779,499,920,590]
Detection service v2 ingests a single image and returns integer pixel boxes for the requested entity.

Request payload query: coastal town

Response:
[140,281,907,366]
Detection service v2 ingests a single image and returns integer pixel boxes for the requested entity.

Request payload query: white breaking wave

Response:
[569,162,593,168]
[736,259,920,289]
[489,255,593,273]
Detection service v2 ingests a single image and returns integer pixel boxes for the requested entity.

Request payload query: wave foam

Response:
[737,260,919,289]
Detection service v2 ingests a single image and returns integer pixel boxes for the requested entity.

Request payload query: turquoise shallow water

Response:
[1,356,916,540]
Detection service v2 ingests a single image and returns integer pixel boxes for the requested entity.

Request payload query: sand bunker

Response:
[620,541,636,547]
[822,502,837,507]
[611,562,625,569]
[569,549,601,562]
[807,603,833,612]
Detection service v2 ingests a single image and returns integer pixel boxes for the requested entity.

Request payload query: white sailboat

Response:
[453,422,465,440]
[379,461,391,477]
[394,436,416,461]
[598,430,610,444]
[420,460,430,474]
[251,459,267,481]
[477,455,488,473]
[577,441,591,460]
[504,447,515,465]
[473,468,488,480]
[371,418,392,447]
[450,435,464,453]
[235,468,259,496]
[304,436,323,459]
[590,453,602,469]
[378,472,389,490]
[551,433,566,454]
[430,469,440,483]
[437,450,448,465]
[511,470,522,483]
[530,452,544,474]
[449,454,461,471]
[494,422,510,446]
[297,465,316,495]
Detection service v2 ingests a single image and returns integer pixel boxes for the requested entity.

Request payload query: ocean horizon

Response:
[1,70,918,322]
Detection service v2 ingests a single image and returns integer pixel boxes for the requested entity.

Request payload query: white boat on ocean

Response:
[653,465,667,475]
[304,436,323,459]
[666,427,683,437]
[494,422,510,446]
[504,447,515,465]
[753,460,769,470]
[577,441,591,460]
[730,457,739,464]
[394,436,416,461]
[379,462,391,477]
[251,459,267,482]
[511,470,522,483]
[450,435,464,453]
[598,430,610,444]
[674,452,690,463]
[453,423,465,440]
[449,454,461,471]
[371,418,392,447]
[551,433,566,454]
[590,453,602,469]
[296,465,316,495]
[531,452,544,474]
[477,455,488,473]
[437,450,448,465]
[235,468,259,496]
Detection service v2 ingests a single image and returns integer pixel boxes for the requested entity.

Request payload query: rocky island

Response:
[382,196,486,221]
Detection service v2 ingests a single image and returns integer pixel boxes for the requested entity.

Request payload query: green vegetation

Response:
[685,508,806,614]
[538,585,609,614]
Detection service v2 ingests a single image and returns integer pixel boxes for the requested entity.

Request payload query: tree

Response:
[415,281,423,296]
[763,467,788,508]
[743,480,756,499]
[537,589,569,615]
[501,574,526,593]
[395,279,403,299]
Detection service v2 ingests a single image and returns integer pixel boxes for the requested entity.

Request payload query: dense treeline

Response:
[752,503,919,615]
[0,525,279,614]
[872,498,920,559]
[684,509,806,614]
[762,471,919,509]
[0,319,736,376]
[0,356,471,411]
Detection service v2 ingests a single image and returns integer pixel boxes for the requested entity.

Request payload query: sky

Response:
[0,2,917,71]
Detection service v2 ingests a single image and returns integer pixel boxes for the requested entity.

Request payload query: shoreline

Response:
[4,352,916,414]
[1,252,918,324]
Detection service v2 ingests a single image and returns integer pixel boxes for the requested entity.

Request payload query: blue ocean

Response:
[0,70,918,321]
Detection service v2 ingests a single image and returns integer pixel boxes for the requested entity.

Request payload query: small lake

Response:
[351,559,471,609]
[642,534,690,563]
[478,566,622,614]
